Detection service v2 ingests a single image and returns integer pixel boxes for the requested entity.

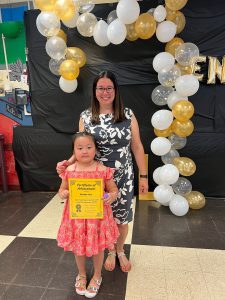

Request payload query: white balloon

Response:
[153,167,163,185]
[117,0,140,24]
[153,5,166,22]
[169,195,189,216]
[175,74,200,97]
[59,77,78,93]
[45,36,67,60]
[156,20,177,43]
[154,184,174,205]
[151,137,171,156]
[167,91,188,109]
[93,20,110,47]
[62,11,79,28]
[151,109,173,130]
[153,52,175,73]
[159,164,179,185]
[107,18,127,45]
[175,42,199,66]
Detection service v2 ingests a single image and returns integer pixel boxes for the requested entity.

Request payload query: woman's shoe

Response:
[104,250,116,271]
[75,274,87,295]
[117,250,131,272]
[85,277,102,298]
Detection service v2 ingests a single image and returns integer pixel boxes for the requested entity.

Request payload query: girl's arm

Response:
[58,178,69,199]
[130,114,148,194]
[104,178,119,205]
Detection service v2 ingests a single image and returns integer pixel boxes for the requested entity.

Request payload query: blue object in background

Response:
[1,6,28,22]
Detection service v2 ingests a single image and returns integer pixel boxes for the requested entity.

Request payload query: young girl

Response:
[57,131,119,298]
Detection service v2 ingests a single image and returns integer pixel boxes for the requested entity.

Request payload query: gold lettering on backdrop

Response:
[207,56,225,84]
[192,55,206,81]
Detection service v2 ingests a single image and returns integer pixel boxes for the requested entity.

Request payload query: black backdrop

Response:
[13,0,225,196]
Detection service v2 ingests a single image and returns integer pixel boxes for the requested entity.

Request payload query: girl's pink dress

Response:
[57,162,119,257]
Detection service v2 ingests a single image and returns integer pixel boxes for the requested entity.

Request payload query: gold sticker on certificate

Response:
[69,178,103,219]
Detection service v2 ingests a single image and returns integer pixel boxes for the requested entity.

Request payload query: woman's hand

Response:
[139,178,148,194]
[56,160,69,175]
[59,189,69,199]
[103,192,118,205]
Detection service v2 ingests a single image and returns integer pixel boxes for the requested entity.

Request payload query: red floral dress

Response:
[57,163,119,257]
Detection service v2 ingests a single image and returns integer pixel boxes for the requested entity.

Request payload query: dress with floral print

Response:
[81,108,134,224]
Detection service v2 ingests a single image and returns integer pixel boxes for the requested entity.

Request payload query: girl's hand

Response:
[59,189,69,199]
[139,178,148,194]
[56,160,69,175]
[103,192,118,205]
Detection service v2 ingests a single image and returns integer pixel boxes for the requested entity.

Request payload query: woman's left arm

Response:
[130,114,148,194]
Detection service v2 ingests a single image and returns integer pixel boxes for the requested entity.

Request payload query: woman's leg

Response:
[116,224,131,272]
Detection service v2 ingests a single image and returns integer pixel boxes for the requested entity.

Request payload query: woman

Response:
[57,70,148,272]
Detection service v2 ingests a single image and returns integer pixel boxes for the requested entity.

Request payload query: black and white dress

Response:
[81,108,134,224]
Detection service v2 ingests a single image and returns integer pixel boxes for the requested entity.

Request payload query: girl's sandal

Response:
[117,251,131,272]
[104,250,116,271]
[85,277,102,298]
[75,274,87,295]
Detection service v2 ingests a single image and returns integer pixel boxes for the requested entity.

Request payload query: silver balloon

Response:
[45,36,67,60]
[161,149,180,164]
[76,12,97,37]
[158,66,181,87]
[49,58,65,76]
[168,133,187,150]
[79,4,95,13]
[175,42,199,67]
[147,8,155,15]
[36,12,60,37]
[107,10,117,24]
[151,85,174,106]
[172,177,192,195]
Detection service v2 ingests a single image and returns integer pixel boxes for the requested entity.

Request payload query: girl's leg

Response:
[92,251,104,279]
[85,251,104,297]
[116,224,131,272]
[74,254,86,276]
[74,254,87,295]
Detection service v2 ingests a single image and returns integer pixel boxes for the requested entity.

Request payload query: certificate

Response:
[69,178,103,219]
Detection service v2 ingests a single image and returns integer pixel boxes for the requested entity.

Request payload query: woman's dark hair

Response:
[72,131,98,150]
[91,70,125,124]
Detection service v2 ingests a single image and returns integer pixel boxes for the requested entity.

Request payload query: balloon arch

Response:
[34,0,206,215]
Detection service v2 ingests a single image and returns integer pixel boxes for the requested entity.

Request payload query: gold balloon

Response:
[172,11,186,34]
[35,0,56,11]
[165,0,188,11]
[54,0,76,22]
[154,126,172,137]
[135,13,156,40]
[172,119,194,137]
[56,29,67,43]
[172,100,194,122]
[186,191,206,209]
[165,37,184,57]
[176,63,193,76]
[59,59,79,80]
[165,6,177,20]
[66,47,86,68]
[126,23,138,42]
[173,157,196,176]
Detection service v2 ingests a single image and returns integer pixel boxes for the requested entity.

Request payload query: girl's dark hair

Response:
[72,131,98,150]
[91,70,125,124]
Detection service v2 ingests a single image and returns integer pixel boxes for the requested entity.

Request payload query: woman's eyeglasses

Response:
[96,86,114,93]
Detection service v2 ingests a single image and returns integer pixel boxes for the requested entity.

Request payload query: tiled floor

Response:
[0,192,225,300]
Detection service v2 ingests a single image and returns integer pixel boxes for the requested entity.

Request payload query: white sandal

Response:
[75,274,87,295]
[104,250,116,271]
[85,277,102,298]
[117,250,131,272]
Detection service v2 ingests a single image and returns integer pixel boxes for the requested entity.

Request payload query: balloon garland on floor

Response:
[34,0,206,213]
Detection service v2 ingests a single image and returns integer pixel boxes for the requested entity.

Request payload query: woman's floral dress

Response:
[81,108,134,224]
[57,163,119,257]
